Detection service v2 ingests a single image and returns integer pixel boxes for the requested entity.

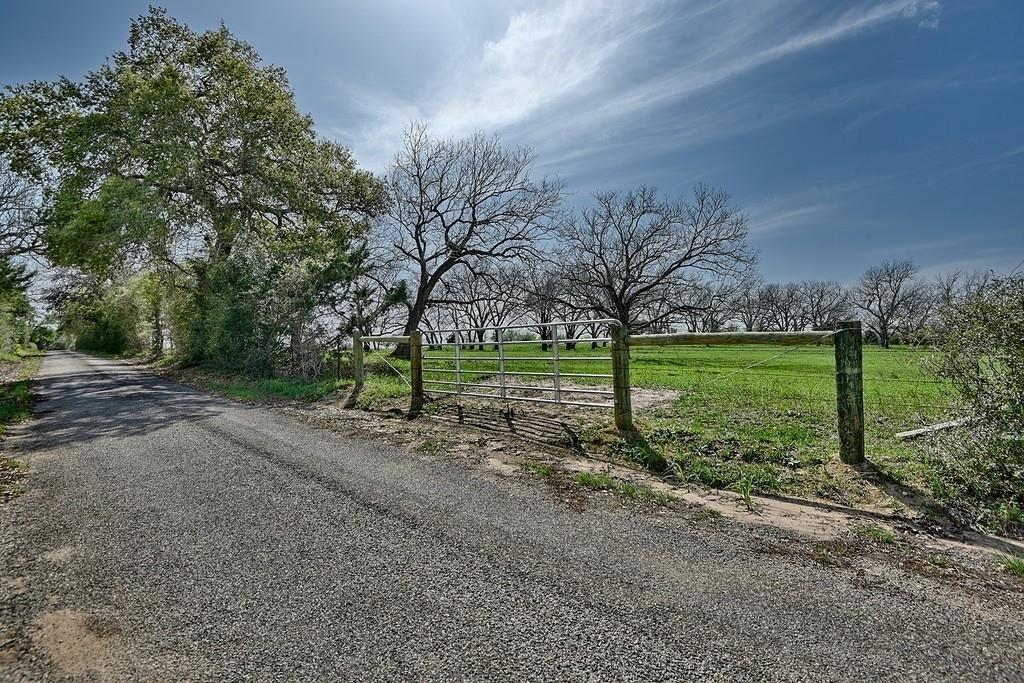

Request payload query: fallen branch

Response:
[896,419,969,441]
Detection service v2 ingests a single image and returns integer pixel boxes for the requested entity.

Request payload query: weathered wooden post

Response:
[834,319,865,464]
[352,330,364,388]
[610,321,634,433]
[409,330,424,415]
[335,335,342,380]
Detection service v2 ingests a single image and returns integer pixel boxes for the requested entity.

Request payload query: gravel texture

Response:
[1,351,1022,682]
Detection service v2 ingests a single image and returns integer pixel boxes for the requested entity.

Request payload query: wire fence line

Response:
[352,320,952,457]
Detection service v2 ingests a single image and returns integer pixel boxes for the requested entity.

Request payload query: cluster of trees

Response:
[418,249,982,353]
[710,262,987,348]
[2,9,382,375]
[0,8,1006,378]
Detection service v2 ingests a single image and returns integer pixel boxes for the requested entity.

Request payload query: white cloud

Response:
[1002,143,1024,159]
[429,0,653,136]
[334,0,943,173]
[746,200,833,236]
[902,0,941,28]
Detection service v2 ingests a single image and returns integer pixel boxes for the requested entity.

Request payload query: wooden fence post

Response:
[409,330,424,415]
[610,322,634,433]
[352,331,364,388]
[335,335,342,380]
[834,319,865,464]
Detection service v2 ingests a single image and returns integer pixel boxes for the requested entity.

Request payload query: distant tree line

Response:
[0,8,1008,376]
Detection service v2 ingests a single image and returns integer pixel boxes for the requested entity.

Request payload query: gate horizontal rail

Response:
[628,331,835,347]
[428,318,618,333]
[419,318,618,409]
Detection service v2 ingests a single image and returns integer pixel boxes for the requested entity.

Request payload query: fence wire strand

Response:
[367,347,412,388]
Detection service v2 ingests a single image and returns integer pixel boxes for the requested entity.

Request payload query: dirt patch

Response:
[483,456,520,476]
[42,545,74,564]
[31,609,122,680]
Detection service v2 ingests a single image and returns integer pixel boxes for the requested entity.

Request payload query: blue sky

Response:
[1,0,1022,282]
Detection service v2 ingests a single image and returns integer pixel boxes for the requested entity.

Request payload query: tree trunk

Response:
[149,297,163,357]
[393,294,429,359]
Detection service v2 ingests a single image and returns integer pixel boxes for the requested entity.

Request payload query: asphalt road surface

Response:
[1,351,1022,681]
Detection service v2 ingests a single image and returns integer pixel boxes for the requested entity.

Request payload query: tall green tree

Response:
[0,256,33,354]
[1,7,382,368]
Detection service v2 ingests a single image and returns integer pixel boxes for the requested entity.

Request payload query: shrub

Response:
[929,274,1024,533]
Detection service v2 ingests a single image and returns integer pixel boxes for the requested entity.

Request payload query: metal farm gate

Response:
[353,320,867,465]
[419,319,619,408]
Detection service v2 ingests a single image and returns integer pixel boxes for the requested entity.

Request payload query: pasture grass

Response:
[852,522,897,545]
[177,353,412,409]
[204,375,350,402]
[0,353,42,437]
[419,341,951,505]
[0,352,42,501]
[524,462,553,478]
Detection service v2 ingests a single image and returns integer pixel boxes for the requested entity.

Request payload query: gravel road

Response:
[1,351,1022,682]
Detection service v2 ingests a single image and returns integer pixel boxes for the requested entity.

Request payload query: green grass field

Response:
[412,341,951,505]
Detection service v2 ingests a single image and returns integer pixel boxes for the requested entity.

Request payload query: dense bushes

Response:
[54,281,146,355]
[928,275,1024,533]
[0,258,34,356]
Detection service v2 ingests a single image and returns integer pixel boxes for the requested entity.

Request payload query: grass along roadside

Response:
[157,353,412,410]
[574,470,674,506]
[0,349,44,501]
[1001,555,1024,577]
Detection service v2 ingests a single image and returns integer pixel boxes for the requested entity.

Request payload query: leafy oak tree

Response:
[0,8,382,370]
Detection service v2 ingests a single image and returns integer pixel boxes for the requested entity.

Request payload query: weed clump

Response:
[574,471,673,506]
[1000,554,1024,577]
[852,522,896,545]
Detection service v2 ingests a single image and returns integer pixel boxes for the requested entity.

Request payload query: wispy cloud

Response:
[334,0,942,173]
[1002,143,1024,159]
[745,200,834,236]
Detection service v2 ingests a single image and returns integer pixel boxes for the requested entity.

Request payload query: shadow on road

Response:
[23,354,225,450]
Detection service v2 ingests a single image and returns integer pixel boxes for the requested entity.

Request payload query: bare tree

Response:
[0,160,42,259]
[522,264,564,352]
[934,269,992,308]
[435,262,527,350]
[852,260,931,348]
[799,280,849,330]
[761,282,805,331]
[679,278,737,332]
[730,275,767,331]
[559,185,753,331]
[482,264,527,347]
[385,124,563,356]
